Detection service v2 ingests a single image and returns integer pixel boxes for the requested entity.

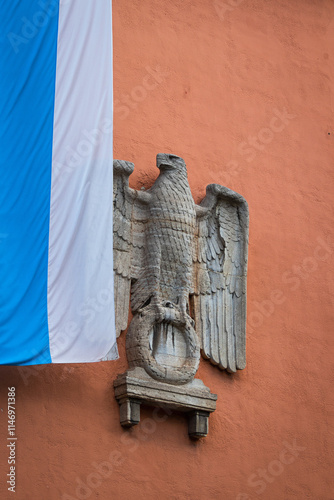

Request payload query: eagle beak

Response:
[156,153,184,171]
[156,153,169,170]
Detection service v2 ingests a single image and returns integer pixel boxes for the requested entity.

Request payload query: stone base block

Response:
[114,367,217,438]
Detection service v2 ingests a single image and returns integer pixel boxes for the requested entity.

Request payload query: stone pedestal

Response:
[114,367,217,438]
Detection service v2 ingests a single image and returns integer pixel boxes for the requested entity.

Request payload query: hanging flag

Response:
[0,0,117,365]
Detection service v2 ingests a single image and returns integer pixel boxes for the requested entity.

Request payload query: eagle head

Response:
[156,154,186,174]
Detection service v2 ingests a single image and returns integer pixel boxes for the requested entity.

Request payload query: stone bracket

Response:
[114,367,217,438]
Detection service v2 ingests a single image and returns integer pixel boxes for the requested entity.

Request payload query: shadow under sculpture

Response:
[113,154,249,438]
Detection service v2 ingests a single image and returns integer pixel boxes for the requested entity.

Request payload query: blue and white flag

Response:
[0,0,117,365]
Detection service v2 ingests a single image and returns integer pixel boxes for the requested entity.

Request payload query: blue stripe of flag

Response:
[0,0,60,364]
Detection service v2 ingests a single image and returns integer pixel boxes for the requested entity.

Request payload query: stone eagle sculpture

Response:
[113,153,249,377]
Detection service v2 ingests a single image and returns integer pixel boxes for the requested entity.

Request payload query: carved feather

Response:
[192,184,249,372]
[113,160,148,337]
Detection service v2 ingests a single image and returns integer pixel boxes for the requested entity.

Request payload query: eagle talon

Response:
[154,304,166,324]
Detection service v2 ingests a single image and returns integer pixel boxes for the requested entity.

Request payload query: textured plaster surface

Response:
[0,0,334,498]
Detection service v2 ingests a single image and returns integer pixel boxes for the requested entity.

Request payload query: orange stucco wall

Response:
[1,1,333,499]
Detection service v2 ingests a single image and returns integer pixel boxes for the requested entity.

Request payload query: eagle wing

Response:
[192,184,249,372]
[113,160,148,337]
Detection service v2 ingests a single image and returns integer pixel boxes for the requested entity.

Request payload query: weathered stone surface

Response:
[188,411,210,439]
[113,154,249,377]
[119,398,141,428]
[114,368,217,438]
[125,304,200,385]
[113,154,248,437]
